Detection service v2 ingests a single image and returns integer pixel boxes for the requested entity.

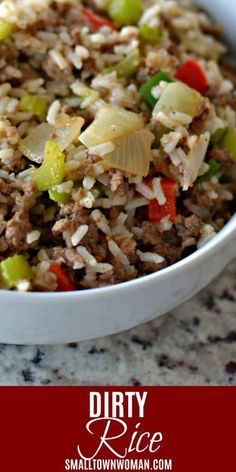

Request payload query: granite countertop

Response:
[0,260,236,386]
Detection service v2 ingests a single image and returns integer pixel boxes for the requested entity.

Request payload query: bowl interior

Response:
[196,0,236,50]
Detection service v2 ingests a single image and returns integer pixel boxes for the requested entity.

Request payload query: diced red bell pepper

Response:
[154,157,171,175]
[175,59,208,95]
[154,162,165,173]
[49,264,75,292]
[81,7,117,31]
[148,178,177,223]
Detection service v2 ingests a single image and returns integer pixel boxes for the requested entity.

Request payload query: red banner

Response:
[0,387,235,471]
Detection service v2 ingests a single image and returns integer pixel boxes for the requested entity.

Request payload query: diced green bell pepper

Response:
[113,48,140,78]
[219,129,236,160]
[139,24,162,45]
[108,0,143,26]
[48,188,71,203]
[197,159,220,183]
[32,141,66,192]
[210,128,226,146]
[139,71,173,108]
[155,126,170,145]
[0,255,33,289]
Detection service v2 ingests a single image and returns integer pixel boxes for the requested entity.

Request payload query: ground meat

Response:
[175,214,201,241]
[141,222,182,264]
[208,147,232,167]
[5,157,26,173]
[183,181,216,219]
[69,154,100,180]
[5,210,31,250]
[220,62,236,87]
[22,180,36,198]
[52,218,77,247]
[58,201,83,217]
[191,99,212,134]
[42,57,73,83]
[50,0,72,16]
[71,27,81,44]
[137,259,167,275]
[0,236,8,253]
[114,234,137,263]
[111,258,137,284]
[110,170,125,193]
[0,43,17,62]
[26,20,46,34]
[0,178,12,196]
[81,225,107,261]
[141,222,162,246]
[206,85,236,109]
[161,245,183,264]
[51,247,84,268]
[201,23,224,37]
[52,218,73,235]
[0,0,234,292]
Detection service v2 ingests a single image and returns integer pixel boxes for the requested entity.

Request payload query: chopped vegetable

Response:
[0,20,13,41]
[153,156,173,178]
[70,81,99,109]
[31,204,45,215]
[148,178,176,223]
[113,48,140,78]
[107,0,143,26]
[219,128,236,160]
[49,264,75,291]
[32,141,66,192]
[79,105,144,148]
[210,128,226,146]
[139,24,162,44]
[154,126,170,146]
[140,71,173,108]
[81,7,116,30]
[48,188,71,203]
[103,128,154,176]
[0,255,33,289]
[197,159,220,182]
[19,95,47,117]
[175,59,208,95]
[154,82,203,119]
[182,132,210,190]
[19,117,84,164]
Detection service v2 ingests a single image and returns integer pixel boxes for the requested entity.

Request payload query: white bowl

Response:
[197,0,236,49]
[0,0,236,344]
[1,216,235,344]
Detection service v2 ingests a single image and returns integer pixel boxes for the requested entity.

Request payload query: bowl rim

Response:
[1,213,235,301]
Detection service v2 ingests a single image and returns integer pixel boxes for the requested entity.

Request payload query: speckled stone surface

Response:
[0,260,236,386]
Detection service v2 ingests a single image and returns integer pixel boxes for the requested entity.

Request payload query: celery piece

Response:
[139,24,162,44]
[108,0,143,26]
[0,20,13,41]
[32,141,66,192]
[140,71,173,108]
[197,160,220,183]
[219,129,236,160]
[210,128,226,146]
[114,48,140,78]
[19,95,47,117]
[48,188,71,203]
[0,255,33,289]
